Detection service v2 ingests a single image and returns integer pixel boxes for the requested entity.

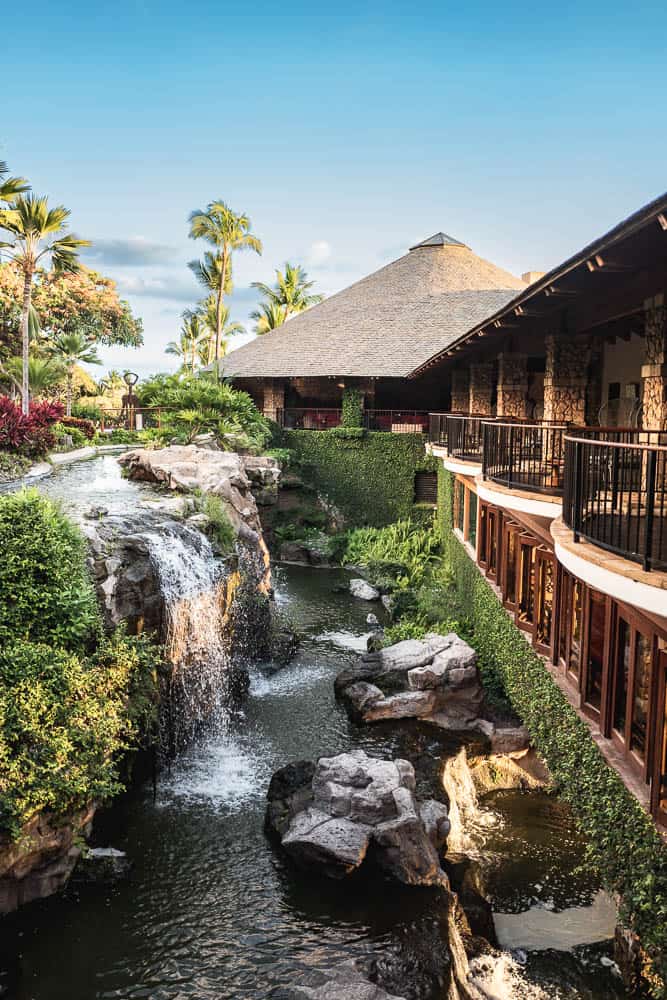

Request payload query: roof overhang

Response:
[408,191,667,378]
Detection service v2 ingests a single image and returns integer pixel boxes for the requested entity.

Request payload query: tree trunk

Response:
[66,370,73,417]
[20,270,32,415]
[215,249,228,370]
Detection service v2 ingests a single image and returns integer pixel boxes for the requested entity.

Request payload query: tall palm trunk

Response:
[214,248,228,369]
[66,369,73,417]
[20,269,32,415]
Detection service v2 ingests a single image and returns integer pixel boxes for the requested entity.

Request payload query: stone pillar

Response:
[642,294,667,430]
[469,362,495,416]
[543,335,589,424]
[497,353,529,419]
[450,369,469,412]
[262,379,285,421]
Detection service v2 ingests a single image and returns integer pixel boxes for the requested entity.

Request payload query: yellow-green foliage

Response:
[198,493,236,554]
[343,518,442,587]
[0,489,101,652]
[0,630,158,839]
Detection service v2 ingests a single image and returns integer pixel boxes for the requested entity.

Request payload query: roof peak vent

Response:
[409,232,469,251]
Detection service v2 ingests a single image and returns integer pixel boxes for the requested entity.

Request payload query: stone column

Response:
[497,353,529,419]
[263,379,286,421]
[469,362,495,416]
[543,335,589,424]
[450,369,470,412]
[642,294,667,430]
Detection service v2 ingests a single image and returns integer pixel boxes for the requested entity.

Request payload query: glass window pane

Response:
[518,543,536,624]
[489,511,497,575]
[613,618,630,736]
[585,590,606,712]
[569,580,583,679]
[505,530,517,605]
[630,632,652,760]
[659,670,667,821]
[454,481,464,532]
[536,557,554,647]
[468,491,478,547]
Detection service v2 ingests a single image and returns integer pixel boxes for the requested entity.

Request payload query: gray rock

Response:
[343,681,385,720]
[350,579,380,601]
[286,960,407,999]
[489,725,530,755]
[268,750,448,888]
[72,847,132,885]
[362,689,438,722]
[280,541,312,564]
[407,635,477,691]
[418,799,451,851]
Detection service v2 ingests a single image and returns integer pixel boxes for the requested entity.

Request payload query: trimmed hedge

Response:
[437,463,667,994]
[280,429,436,527]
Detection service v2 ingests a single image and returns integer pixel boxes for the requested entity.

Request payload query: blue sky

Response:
[2,0,666,376]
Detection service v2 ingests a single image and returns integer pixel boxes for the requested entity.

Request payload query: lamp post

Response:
[122,371,139,430]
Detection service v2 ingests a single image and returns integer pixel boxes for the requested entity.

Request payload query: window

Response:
[613,618,630,738]
[631,632,652,762]
[535,550,554,652]
[517,540,536,629]
[568,579,584,683]
[584,589,607,715]
[414,471,437,504]
[453,480,464,533]
[611,611,657,776]
[467,491,478,549]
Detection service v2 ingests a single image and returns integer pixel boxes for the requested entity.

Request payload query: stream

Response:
[0,456,628,999]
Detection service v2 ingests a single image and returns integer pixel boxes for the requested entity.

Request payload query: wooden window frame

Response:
[608,604,659,781]
[580,588,611,723]
[533,546,555,657]
[650,648,667,827]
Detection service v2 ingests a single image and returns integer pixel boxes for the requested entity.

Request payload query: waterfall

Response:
[141,521,240,753]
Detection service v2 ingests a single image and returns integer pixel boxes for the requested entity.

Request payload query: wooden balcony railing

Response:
[483,421,570,496]
[364,410,429,433]
[99,407,173,432]
[277,408,342,430]
[428,412,449,447]
[563,429,667,571]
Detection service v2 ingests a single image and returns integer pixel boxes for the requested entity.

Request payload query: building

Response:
[417,192,667,827]
[223,233,526,429]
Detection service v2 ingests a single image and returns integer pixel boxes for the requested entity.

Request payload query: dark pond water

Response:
[0,457,628,999]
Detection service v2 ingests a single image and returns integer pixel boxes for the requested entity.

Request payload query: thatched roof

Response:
[222,235,525,380]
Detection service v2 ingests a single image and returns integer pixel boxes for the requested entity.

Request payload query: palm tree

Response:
[251,262,323,322]
[166,312,208,372]
[1,355,64,399]
[0,162,29,204]
[0,195,90,413]
[188,201,261,365]
[46,332,102,416]
[198,296,246,362]
[250,301,288,336]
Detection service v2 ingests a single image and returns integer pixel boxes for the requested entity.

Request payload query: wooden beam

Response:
[586,253,634,273]
[658,213,667,231]
[544,284,578,297]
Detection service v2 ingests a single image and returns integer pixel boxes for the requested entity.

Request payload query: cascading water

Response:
[140,520,241,753]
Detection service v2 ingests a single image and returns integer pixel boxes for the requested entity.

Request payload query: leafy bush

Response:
[52,421,88,449]
[0,395,64,457]
[343,519,442,587]
[341,388,364,428]
[0,489,101,652]
[266,446,294,467]
[72,401,102,422]
[0,631,159,838]
[137,372,270,450]
[62,415,95,440]
[328,426,366,439]
[197,493,236,554]
[0,450,30,483]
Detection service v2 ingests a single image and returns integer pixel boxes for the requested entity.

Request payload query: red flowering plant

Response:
[61,414,95,440]
[0,396,64,458]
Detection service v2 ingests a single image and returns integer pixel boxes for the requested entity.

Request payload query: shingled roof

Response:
[222,235,526,379]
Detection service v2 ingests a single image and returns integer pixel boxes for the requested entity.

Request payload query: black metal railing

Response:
[483,421,570,496]
[364,410,429,433]
[428,412,449,447]
[563,429,667,571]
[446,414,491,463]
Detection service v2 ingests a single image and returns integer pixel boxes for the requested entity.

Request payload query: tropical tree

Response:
[0,162,29,204]
[46,332,102,416]
[251,261,323,322]
[0,355,64,399]
[250,300,288,336]
[166,312,208,372]
[0,195,90,413]
[198,296,245,362]
[188,201,262,365]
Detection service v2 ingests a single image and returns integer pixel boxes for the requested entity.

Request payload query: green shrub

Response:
[72,401,102,422]
[328,426,366,439]
[341,388,364,428]
[343,518,442,587]
[52,421,88,449]
[0,450,30,483]
[0,489,101,652]
[198,493,236,554]
[266,446,294,467]
[0,631,159,838]
[436,463,667,994]
[279,430,434,527]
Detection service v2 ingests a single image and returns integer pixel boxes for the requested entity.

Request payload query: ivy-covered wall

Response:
[436,462,667,994]
[280,430,436,526]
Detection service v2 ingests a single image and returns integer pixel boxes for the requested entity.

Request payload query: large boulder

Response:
[350,579,381,601]
[267,750,449,887]
[285,961,407,999]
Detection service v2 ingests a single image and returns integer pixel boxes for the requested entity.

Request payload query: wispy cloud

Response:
[82,237,180,268]
[115,274,198,302]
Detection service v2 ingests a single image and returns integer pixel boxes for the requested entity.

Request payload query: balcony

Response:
[277,408,429,433]
[482,421,569,496]
[563,429,667,572]
[444,414,489,463]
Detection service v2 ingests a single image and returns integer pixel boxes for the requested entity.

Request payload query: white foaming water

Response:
[316,629,373,652]
[250,660,333,698]
[158,730,270,810]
